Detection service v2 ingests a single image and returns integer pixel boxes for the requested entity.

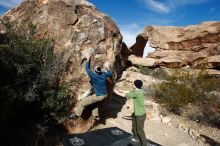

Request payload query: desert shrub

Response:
[0,23,73,145]
[190,95,220,128]
[153,69,220,115]
[140,66,169,79]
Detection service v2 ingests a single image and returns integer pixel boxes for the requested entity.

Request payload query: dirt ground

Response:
[91,95,220,146]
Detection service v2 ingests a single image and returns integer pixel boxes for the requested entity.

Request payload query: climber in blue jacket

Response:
[70,54,112,120]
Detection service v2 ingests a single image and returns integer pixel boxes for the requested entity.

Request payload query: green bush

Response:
[153,69,220,114]
[0,23,73,145]
[140,66,169,79]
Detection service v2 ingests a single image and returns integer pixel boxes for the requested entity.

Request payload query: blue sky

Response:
[88,0,220,47]
[0,0,220,52]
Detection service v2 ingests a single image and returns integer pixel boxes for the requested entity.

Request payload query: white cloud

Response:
[119,23,156,57]
[169,0,209,7]
[120,23,143,48]
[144,18,176,26]
[0,0,23,9]
[143,41,155,57]
[144,0,170,13]
[141,0,210,13]
[209,7,216,14]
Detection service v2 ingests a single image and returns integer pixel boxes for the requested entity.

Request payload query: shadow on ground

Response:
[63,127,162,146]
[200,134,220,146]
[100,93,128,124]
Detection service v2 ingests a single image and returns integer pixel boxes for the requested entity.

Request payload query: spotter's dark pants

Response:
[132,113,147,146]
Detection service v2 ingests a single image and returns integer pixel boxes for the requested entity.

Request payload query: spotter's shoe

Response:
[69,113,79,120]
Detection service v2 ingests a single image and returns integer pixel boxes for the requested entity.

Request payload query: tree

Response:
[0,22,73,145]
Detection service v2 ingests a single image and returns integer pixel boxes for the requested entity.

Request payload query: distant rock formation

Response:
[129,22,220,75]
[0,0,127,133]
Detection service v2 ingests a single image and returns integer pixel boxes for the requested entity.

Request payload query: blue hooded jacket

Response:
[85,62,112,96]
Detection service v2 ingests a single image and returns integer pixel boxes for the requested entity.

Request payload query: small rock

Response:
[178,123,188,132]
[177,143,189,146]
[168,122,172,126]
[145,105,153,110]
[188,129,200,139]
[184,128,189,133]
[160,114,164,119]
[126,66,140,72]
[162,116,171,124]
[188,129,195,136]
[197,136,206,144]
[178,124,182,129]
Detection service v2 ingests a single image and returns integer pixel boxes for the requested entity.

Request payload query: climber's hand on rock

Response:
[113,88,118,93]
[114,88,122,93]
[118,89,123,93]
[86,54,91,60]
[103,62,110,70]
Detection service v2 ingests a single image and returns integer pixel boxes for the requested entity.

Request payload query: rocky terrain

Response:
[129,22,220,76]
[0,0,128,133]
[0,0,219,144]
[92,94,220,146]
[125,21,220,146]
[91,70,220,146]
[108,19,220,142]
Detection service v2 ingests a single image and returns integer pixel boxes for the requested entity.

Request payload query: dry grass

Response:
[151,69,220,128]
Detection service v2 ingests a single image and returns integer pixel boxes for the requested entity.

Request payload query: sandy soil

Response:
[91,96,209,146]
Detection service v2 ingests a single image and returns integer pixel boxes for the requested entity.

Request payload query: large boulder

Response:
[0,0,126,133]
[131,21,220,69]
[128,55,157,67]
[115,70,162,89]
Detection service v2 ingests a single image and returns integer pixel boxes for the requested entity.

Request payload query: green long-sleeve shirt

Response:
[126,89,146,116]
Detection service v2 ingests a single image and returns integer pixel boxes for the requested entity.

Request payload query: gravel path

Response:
[93,117,204,146]
[92,96,206,146]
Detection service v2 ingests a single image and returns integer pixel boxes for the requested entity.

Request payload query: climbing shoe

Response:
[131,138,140,143]
[92,116,100,121]
[69,113,79,120]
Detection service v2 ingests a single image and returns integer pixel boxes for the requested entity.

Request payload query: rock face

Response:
[130,22,220,72]
[0,0,126,133]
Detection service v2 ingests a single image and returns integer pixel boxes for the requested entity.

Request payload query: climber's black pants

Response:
[132,113,148,146]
